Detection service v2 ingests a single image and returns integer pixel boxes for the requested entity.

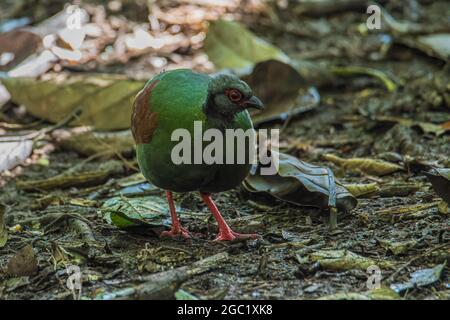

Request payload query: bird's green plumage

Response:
[134,69,255,193]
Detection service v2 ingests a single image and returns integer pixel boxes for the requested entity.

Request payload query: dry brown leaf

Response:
[378,239,417,255]
[323,154,403,176]
[343,183,379,197]
[309,249,394,271]
[7,244,38,276]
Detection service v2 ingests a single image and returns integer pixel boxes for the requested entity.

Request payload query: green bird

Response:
[131,69,264,241]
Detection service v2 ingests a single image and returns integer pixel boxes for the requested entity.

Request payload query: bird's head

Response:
[205,73,264,120]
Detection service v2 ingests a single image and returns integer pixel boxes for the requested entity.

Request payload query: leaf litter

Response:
[0,0,449,300]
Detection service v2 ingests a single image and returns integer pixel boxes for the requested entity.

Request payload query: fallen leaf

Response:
[441,121,450,130]
[17,160,123,191]
[0,83,11,107]
[281,229,307,243]
[55,127,134,156]
[330,66,398,92]
[2,277,31,294]
[0,29,41,70]
[366,286,401,300]
[377,5,450,62]
[438,201,449,215]
[102,196,171,228]
[412,34,450,61]
[6,244,38,277]
[241,60,322,125]
[424,168,450,204]
[7,50,58,78]
[376,202,439,222]
[378,239,417,256]
[309,249,393,271]
[119,182,160,197]
[390,263,446,293]
[124,27,187,57]
[323,154,403,176]
[31,195,97,210]
[318,286,400,300]
[376,182,422,197]
[317,292,370,300]
[28,6,89,38]
[0,137,33,172]
[343,183,379,197]
[1,73,146,130]
[375,115,450,136]
[204,19,289,70]
[117,172,147,187]
[242,151,357,212]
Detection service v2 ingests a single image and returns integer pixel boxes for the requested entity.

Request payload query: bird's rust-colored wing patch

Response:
[131,80,160,144]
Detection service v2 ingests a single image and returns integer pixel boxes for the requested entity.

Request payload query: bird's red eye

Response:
[226,89,242,102]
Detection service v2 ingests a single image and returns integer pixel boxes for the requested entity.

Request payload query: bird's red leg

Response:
[200,192,258,241]
[161,191,190,239]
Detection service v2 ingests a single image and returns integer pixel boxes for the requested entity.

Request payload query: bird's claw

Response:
[160,226,191,239]
[213,229,259,242]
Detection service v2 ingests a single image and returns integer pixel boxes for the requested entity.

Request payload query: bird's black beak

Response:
[243,96,264,110]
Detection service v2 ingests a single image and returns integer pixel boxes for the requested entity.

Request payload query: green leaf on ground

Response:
[102,196,171,228]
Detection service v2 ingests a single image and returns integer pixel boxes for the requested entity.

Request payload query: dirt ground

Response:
[0,0,449,300]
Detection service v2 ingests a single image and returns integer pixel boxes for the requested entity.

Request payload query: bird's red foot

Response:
[214,228,259,242]
[161,226,190,239]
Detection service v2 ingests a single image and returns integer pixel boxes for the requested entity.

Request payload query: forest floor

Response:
[0,0,449,300]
